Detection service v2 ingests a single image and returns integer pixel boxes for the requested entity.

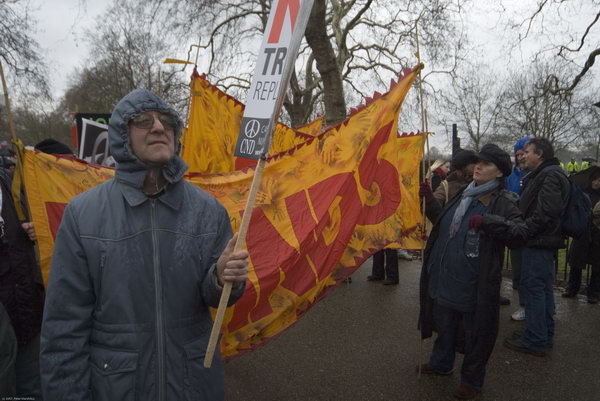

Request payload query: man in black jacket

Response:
[503,138,569,357]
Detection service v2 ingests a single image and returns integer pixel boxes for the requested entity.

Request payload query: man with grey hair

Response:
[503,137,569,357]
[40,89,249,400]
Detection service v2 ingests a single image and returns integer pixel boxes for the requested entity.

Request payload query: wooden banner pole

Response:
[414,19,428,379]
[204,157,266,368]
[0,61,18,143]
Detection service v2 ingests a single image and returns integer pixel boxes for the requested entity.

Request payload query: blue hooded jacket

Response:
[506,137,532,194]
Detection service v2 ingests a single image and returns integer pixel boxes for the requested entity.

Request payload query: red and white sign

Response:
[234,0,314,160]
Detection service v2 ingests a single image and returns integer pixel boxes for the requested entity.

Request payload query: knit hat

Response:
[34,138,73,155]
[476,144,512,177]
[450,149,478,171]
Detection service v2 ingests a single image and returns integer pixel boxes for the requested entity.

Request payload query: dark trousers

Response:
[428,302,486,389]
[566,264,600,297]
[372,249,398,282]
[15,334,42,399]
[510,249,524,306]
[0,303,42,400]
[521,248,555,352]
[1,303,17,396]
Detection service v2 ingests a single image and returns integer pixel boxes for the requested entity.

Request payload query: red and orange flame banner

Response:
[22,66,423,359]
[181,72,322,173]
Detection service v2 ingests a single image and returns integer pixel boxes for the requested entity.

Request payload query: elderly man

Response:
[40,89,249,401]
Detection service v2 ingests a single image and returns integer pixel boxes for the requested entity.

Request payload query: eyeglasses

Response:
[129,112,176,131]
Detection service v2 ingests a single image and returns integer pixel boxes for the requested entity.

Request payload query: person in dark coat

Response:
[418,144,528,400]
[0,166,45,399]
[503,137,569,357]
[562,168,600,303]
[40,90,249,401]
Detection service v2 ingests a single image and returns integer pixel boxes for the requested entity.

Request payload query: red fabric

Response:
[469,215,484,230]
[419,181,434,202]
[433,167,447,179]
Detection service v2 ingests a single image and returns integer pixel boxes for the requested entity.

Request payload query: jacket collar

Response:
[446,171,471,185]
[118,179,184,210]
[476,189,500,207]
[523,157,561,181]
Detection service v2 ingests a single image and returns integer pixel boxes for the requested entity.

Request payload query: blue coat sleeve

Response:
[40,203,94,401]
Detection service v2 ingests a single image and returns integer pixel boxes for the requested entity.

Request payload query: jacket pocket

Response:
[90,345,138,401]
[183,336,224,401]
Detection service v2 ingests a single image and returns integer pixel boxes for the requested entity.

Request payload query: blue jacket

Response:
[506,137,531,194]
[40,90,244,401]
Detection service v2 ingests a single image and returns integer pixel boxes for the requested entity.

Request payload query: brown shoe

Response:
[416,363,453,375]
[453,384,481,400]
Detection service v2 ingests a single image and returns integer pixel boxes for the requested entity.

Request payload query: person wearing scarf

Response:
[418,144,528,400]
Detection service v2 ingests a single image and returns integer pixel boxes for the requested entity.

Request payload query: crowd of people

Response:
[1,90,598,400]
[418,137,599,399]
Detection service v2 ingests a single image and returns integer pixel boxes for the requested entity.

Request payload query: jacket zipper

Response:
[97,254,106,312]
[151,200,166,401]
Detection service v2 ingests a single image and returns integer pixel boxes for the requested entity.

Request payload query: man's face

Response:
[522,144,543,170]
[592,177,600,190]
[515,149,525,166]
[128,110,176,167]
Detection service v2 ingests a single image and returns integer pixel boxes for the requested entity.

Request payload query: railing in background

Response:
[503,237,592,291]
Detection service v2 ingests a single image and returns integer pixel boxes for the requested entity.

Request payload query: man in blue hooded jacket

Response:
[506,137,531,321]
[40,89,249,401]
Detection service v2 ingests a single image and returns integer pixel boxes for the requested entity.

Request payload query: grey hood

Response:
[108,89,188,189]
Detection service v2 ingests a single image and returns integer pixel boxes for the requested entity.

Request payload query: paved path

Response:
[224,258,600,401]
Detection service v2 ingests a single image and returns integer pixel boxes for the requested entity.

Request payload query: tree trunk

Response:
[284,71,310,128]
[305,0,346,126]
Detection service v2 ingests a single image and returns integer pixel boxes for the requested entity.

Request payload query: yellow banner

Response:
[22,67,423,359]
[181,72,322,173]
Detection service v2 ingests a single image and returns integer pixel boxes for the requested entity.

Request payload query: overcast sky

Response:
[32,0,108,95]
[29,0,599,152]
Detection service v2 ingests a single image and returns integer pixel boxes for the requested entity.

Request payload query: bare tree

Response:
[136,0,469,127]
[437,64,502,151]
[495,61,593,151]
[507,0,600,95]
[61,0,189,115]
[5,106,72,146]
[0,0,48,96]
